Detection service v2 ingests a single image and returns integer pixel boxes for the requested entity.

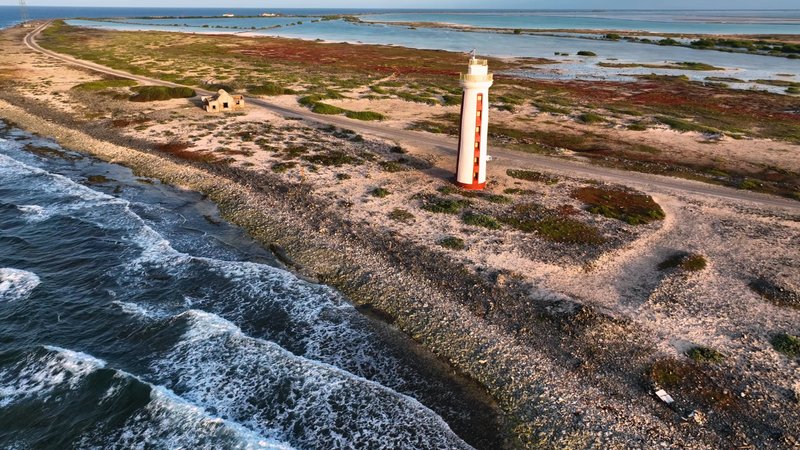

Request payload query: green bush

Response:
[686,346,725,363]
[271,162,296,173]
[130,86,196,102]
[507,169,559,185]
[438,236,466,250]
[421,196,470,214]
[73,78,137,91]
[462,212,501,230]
[388,208,415,224]
[771,333,800,358]
[312,102,345,115]
[577,51,597,56]
[345,110,385,121]
[578,112,605,124]
[370,187,391,198]
[248,82,295,96]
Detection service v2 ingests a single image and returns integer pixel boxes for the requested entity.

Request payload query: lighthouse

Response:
[455,56,493,190]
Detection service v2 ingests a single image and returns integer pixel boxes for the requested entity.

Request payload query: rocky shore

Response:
[5,94,799,449]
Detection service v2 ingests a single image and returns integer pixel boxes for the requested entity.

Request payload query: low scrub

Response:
[577,50,597,56]
[657,116,717,134]
[507,169,559,185]
[370,187,391,198]
[420,195,470,214]
[771,333,800,358]
[248,82,295,96]
[572,186,665,225]
[72,78,137,91]
[658,252,707,272]
[388,208,415,224]
[345,110,385,121]
[499,203,606,245]
[438,236,466,250]
[686,346,725,363]
[130,86,196,102]
[462,212,501,230]
[302,151,359,167]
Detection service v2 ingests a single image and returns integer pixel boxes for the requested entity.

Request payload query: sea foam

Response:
[0,268,41,302]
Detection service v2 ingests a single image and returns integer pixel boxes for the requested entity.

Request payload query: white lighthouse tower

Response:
[455,55,493,190]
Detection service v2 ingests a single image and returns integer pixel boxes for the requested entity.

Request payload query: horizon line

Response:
[4,6,800,11]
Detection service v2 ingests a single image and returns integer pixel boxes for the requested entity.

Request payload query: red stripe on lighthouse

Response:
[456,92,486,190]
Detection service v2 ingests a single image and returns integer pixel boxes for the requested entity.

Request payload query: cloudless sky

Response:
[2,0,799,9]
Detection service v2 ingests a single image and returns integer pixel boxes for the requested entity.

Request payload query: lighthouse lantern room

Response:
[455,56,493,190]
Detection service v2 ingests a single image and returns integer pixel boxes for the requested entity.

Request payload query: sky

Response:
[2,0,799,9]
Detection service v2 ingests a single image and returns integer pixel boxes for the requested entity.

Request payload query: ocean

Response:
[0,121,500,449]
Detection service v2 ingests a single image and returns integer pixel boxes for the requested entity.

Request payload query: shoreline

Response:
[0,98,707,449]
[5,21,799,448]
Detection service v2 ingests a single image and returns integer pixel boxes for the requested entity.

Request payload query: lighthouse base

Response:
[454,179,486,191]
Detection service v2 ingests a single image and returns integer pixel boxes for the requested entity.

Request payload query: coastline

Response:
[0,98,703,448]
[3,20,799,448]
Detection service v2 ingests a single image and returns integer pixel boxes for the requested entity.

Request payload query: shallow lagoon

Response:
[68,18,800,88]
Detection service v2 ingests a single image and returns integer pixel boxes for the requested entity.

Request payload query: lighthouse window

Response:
[477,94,483,101]
[476,110,481,117]
[475,142,479,148]
[476,126,480,133]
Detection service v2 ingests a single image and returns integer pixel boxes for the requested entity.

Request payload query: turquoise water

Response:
[361,10,800,35]
[67,17,800,87]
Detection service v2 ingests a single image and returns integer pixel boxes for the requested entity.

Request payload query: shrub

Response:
[72,78,137,91]
[572,186,665,225]
[605,33,622,40]
[379,161,408,173]
[771,333,800,358]
[248,82,295,96]
[659,252,707,272]
[577,51,597,56]
[499,203,605,245]
[345,110,386,121]
[656,116,717,134]
[336,173,351,180]
[462,212,501,230]
[388,208,415,224]
[438,236,466,250]
[311,102,345,115]
[749,278,799,310]
[271,162,296,173]
[130,86,196,102]
[421,196,470,214]
[302,151,358,166]
[578,112,605,124]
[370,187,391,198]
[507,169,559,185]
[686,346,725,363]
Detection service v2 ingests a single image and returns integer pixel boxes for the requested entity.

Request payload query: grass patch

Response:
[462,212,501,230]
[72,78,137,91]
[130,86,195,102]
[499,203,606,245]
[578,112,605,124]
[301,151,359,167]
[311,102,346,115]
[438,236,466,250]
[771,333,800,358]
[507,169,559,185]
[656,116,718,134]
[388,208,415,224]
[370,187,391,198]
[379,161,408,173]
[658,252,707,272]
[271,161,297,173]
[572,186,665,225]
[345,110,386,121]
[420,195,470,214]
[577,51,597,57]
[648,359,735,407]
[248,82,295,96]
[686,346,725,363]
